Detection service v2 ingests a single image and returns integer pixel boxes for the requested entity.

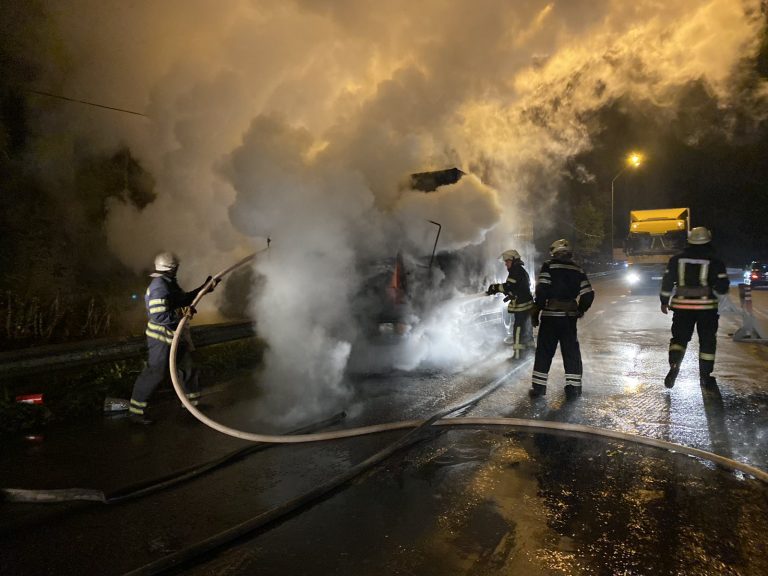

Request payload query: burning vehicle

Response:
[351,168,512,353]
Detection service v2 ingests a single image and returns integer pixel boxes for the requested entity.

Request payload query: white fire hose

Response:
[169,249,768,483]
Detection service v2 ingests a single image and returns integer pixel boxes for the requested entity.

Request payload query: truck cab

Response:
[623,208,689,293]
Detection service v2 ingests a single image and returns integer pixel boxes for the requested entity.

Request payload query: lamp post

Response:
[610,152,644,261]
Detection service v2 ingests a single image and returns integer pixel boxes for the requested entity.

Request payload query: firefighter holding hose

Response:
[486,249,534,359]
[128,252,218,424]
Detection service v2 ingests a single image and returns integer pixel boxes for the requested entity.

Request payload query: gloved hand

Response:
[530,307,540,328]
[660,303,668,315]
[204,275,221,292]
[486,283,498,295]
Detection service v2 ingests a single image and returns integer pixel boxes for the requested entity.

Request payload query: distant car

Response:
[744,261,768,287]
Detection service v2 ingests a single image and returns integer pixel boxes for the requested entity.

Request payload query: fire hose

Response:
[170,247,768,483]
[4,247,766,575]
[126,272,768,575]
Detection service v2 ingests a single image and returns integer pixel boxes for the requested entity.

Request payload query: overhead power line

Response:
[556,217,603,238]
[27,89,147,117]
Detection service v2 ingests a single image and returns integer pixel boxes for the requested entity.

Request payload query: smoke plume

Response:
[12,0,767,422]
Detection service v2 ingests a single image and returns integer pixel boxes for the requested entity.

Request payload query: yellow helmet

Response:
[500,249,521,261]
[688,227,712,245]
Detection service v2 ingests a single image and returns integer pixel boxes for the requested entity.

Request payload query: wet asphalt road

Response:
[1,274,767,575]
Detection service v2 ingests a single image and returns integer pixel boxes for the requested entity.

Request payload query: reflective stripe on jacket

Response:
[143,274,199,344]
[535,258,594,317]
[660,246,729,311]
[490,262,534,313]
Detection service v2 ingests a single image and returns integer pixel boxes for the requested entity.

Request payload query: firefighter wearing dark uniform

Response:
[659,227,729,389]
[487,249,534,359]
[529,239,594,398]
[128,252,215,424]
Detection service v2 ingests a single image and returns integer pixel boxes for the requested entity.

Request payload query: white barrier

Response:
[733,283,767,342]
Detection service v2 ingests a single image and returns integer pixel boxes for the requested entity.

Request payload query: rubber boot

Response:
[664,365,680,389]
[664,349,684,389]
[129,413,154,425]
[529,383,546,398]
[699,359,717,389]
[564,384,582,399]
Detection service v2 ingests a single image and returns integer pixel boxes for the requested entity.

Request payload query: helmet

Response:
[154,251,179,275]
[549,239,571,255]
[500,249,521,261]
[688,227,712,245]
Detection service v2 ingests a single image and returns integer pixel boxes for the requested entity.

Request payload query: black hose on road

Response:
[123,358,535,576]
[1,412,347,505]
[124,359,768,575]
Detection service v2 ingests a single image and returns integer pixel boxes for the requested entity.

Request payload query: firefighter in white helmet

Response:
[486,249,534,358]
[659,227,729,389]
[529,239,594,398]
[128,252,218,424]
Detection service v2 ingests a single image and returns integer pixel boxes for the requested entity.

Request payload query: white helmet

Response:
[154,251,179,275]
[688,227,712,245]
[500,249,521,261]
[550,239,571,255]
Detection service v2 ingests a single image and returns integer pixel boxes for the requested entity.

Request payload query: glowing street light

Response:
[611,151,645,258]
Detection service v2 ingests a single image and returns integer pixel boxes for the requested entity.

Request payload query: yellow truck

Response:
[623,208,690,292]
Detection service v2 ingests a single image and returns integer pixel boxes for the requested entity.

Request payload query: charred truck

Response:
[623,208,690,292]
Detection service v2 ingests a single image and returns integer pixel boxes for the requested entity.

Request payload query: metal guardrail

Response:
[0,321,255,379]
[0,270,622,381]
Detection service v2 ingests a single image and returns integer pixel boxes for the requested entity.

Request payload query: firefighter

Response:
[486,249,534,359]
[529,239,594,398]
[128,252,217,424]
[660,227,729,389]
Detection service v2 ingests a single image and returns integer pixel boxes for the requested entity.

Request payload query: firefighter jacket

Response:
[489,262,534,312]
[144,274,202,344]
[534,257,594,318]
[660,244,729,311]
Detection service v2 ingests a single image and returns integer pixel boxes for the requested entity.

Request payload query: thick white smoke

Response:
[30,0,767,422]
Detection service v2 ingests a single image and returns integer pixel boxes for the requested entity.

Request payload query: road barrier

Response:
[733,283,767,342]
[0,321,255,381]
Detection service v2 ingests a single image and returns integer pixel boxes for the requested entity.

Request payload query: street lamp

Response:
[611,151,644,259]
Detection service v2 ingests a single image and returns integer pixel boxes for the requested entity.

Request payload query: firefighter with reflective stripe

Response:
[659,227,729,389]
[529,239,594,398]
[128,252,217,424]
[487,249,533,359]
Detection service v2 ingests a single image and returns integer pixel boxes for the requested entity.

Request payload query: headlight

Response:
[626,271,640,284]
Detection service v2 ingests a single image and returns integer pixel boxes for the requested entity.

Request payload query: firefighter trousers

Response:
[532,316,582,388]
[668,309,719,377]
[130,338,199,415]
[508,311,533,358]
